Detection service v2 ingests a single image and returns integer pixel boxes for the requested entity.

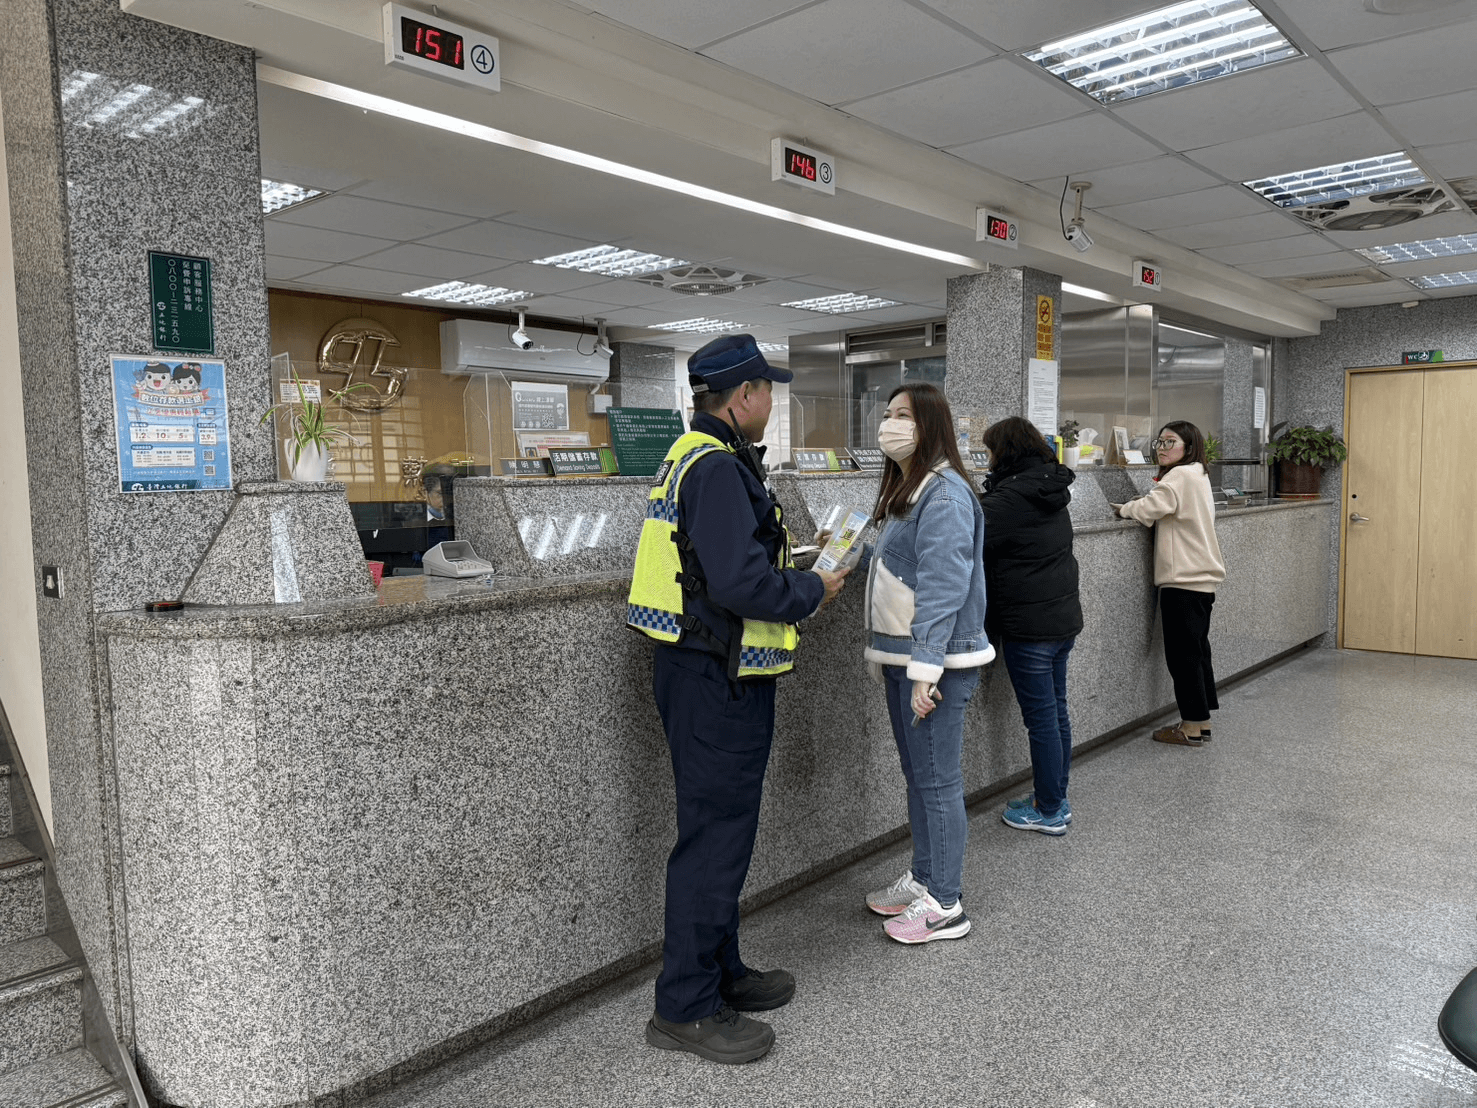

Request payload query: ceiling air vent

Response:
[630,264,767,296]
[1282,269,1390,290]
[1290,184,1455,232]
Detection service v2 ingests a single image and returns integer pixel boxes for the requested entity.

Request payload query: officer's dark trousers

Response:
[651,644,776,1023]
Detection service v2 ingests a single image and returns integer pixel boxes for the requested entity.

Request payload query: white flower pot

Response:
[290,441,330,482]
[1064,446,1081,468]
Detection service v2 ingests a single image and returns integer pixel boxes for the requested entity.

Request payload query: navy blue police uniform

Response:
[649,348,824,1027]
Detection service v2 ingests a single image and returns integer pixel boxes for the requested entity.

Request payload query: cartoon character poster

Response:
[111,354,234,493]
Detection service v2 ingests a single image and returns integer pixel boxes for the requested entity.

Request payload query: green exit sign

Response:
[1402,349,1444,364]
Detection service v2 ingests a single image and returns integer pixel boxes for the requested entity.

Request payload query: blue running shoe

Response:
[1004,794,1072,825]
[1002,802,1069,836]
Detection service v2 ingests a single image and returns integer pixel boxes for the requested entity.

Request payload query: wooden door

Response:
[1341,371,1424,652]
[1415,368,1477,659]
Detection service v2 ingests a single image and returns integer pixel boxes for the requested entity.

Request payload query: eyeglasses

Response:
[1151,438,1184,451]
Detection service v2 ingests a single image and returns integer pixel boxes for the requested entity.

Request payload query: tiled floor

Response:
[364,648,1477,1107]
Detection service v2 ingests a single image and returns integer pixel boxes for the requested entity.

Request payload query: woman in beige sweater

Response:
[1112,421,1226,747]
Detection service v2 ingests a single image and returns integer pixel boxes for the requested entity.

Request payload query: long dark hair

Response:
[982,416,1057,475]
[1156,420,1208,479]
[873,383,971,519]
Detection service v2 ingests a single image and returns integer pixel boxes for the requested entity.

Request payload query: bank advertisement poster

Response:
[111,354,234,493]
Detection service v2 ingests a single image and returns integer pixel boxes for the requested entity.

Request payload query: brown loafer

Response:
[1152,724,1205,746]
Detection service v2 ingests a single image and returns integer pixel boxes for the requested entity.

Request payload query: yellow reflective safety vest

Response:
[626,431,801,679]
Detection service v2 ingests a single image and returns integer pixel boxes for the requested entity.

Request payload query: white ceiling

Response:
[124,0,1477,348]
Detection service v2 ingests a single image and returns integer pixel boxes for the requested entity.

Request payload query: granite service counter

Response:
[96,475,1334,1108]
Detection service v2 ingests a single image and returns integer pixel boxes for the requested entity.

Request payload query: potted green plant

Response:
[1058,419,1081,468]
[1267,423,1348,496]
[1204,436,1222,464]
[259,376,366,482]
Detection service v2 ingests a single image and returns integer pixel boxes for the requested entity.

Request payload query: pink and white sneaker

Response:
[883,892,971,944]
[865,870,928,916]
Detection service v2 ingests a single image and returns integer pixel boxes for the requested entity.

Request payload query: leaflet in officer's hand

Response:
[813,507,870,572]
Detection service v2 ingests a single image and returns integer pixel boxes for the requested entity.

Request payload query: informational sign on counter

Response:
[111,354,233,493]
[607,407,685,478]
[547,447,607,477]
[793,449,857,472]
[849,447,886,469]
[500,457,552,477]
[511,381,569,430]
[149,251,214,355]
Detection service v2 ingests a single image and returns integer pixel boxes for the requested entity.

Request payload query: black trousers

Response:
[1159,587,1219,721]
[651,644,776,1023]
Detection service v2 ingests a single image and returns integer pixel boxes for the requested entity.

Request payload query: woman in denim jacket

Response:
[860,383,993,944]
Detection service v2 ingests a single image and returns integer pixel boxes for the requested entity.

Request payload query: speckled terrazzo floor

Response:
[359,648,1477,1108]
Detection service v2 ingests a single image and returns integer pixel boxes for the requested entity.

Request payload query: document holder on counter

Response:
[423,541,494,578]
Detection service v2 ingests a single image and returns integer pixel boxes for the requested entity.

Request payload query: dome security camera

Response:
[510,309,533,350]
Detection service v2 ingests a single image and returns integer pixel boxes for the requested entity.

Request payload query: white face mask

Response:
[877,417,917,462]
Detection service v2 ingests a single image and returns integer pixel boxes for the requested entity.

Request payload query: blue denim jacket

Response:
[864,465,993,683]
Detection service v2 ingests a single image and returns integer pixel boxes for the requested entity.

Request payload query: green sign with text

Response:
[607,407,685,478]
[150,251,214,355]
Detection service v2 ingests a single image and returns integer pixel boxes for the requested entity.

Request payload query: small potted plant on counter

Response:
[1059,419,1081,468]
[260,376,366,482]
[1268,423,1348,497]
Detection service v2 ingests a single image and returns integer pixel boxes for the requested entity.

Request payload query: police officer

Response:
[627,333,847,1064]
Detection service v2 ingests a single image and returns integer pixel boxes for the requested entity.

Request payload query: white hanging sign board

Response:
[1027,358,1059,440]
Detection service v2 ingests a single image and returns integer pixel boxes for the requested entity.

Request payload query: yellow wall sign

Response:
[1035,295,1054,360]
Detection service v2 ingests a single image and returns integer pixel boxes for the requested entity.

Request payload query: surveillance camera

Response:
[511,328,533,350]
[595,339,614,358]
[1065,222,1094,253]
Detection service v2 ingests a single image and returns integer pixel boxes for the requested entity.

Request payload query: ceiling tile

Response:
[1155,210,1303,249]
[1098,184,1269,231]
[296,265,428,297]
[1185,112,1397,181]
[1240,251,1372,278]
[264,221,396,264]
[1381,89,1477,148]
[842,57,1086,147]
[511,293,628,318]
[1379,253,1477,279]
[572,0,816,50]
[722,279,848,305]
[258,157,363,192]
[1422,138,1477,180]
[271,194,475,240]
[421,221,591,262]
[471,260,622,295]
[1307,283,1419,306]
[1327,21,1477,106]
[949,113,1164,182]
[1030,157,1222,208]
[341,180,517,220]
[1198,235,1344,265]
[701,0,992,106]
[543,278,686,307]
[916,0,1170,52]
[352,243,509,281]
[1274,0,1477,51]
[265,256,331,281]
[1112,59,1361,153]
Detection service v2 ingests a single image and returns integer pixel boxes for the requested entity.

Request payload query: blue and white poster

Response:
[110,354,234,493]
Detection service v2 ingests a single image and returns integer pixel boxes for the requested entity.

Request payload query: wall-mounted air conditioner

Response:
[440,319,610,385]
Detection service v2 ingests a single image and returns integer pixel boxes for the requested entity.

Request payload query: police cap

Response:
[687,333,793,395]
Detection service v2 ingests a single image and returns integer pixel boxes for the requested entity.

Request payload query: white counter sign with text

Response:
[111,354,233,493]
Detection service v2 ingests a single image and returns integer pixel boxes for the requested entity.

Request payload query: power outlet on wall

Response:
[41,565,61,599]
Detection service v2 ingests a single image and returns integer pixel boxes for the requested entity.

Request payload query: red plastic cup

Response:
[367,560,385,588]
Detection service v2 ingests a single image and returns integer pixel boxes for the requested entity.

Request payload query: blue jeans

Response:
[1000,638,1076,818]
[883,665,981,908]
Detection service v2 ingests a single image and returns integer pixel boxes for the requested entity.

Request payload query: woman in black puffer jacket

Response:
[979,417,1084,836]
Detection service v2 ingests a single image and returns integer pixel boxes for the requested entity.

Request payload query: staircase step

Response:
[0,1047,127,1108]
[0,838,47,947]
[0,937,83,1077]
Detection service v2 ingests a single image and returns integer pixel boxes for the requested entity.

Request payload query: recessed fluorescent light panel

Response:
[1408,270,1477,289]
[403,281,530,306]
[1245,153,1427,208]
[652,318,749,334]
[531,245,689,277]
[756,342,788,353]
[261,179,326,215]
[1355,233,1477,265]
[1025,0,1300,104]
[781,293,900,314]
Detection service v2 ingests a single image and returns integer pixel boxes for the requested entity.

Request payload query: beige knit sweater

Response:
[1117,462,1226,593]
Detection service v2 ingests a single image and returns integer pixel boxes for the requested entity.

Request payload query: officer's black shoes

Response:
[645,1005,775,1064]
[719,967,796,1011]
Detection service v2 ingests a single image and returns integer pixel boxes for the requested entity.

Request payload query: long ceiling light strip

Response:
[1245,153,1427,208]
[531,244,689,277]
[403,281,529,306]
[653,317,750,334]
[1045,9,1259,72]
[1355,234,1477,265]
[1409,270,1477,289]
[782,293,900,313]
[257,65,986,271]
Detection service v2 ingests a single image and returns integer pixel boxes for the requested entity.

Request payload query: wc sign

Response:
[1133,261,1163,292]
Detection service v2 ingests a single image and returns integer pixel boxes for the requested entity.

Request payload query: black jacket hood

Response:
[985,457,1075,512]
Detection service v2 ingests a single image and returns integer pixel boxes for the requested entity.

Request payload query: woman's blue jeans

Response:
[999,638,1076,818]
[883,665,981,908]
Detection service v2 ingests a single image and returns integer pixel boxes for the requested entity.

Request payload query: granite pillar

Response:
[607,341,677,409]
[0,0,272,1057]
[945,266,1062,439]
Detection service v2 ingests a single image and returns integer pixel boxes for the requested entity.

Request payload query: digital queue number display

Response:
[383,3,500,92]
[771,138,836,196]
[975,207,1019,250]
